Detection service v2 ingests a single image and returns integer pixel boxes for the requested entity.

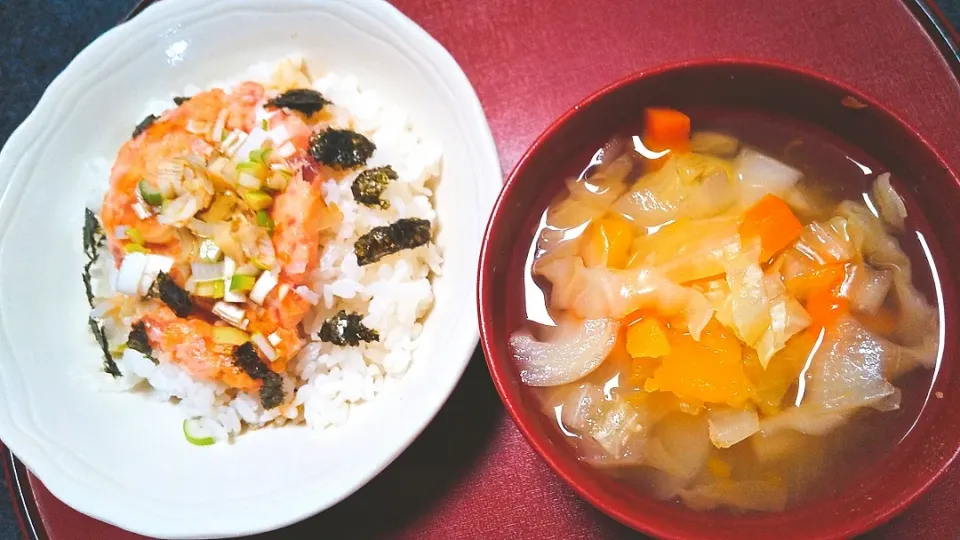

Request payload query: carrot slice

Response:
[581,217,635,269]
[740,194,804,260]
[784,263,847,300]
[645,108,691,144]
[626,317,671,359]
[805,287,849,328]
[642,108,691,171]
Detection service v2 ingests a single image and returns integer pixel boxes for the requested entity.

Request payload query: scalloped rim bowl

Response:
[0,0,500,537]
[478,59,960,540]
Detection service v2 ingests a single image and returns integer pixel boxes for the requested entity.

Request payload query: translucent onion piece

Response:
[844,264,893,315]
[871,172,907,231]
[837,201,937,344]
[643,412,711,481]
[566,153,633,209]
[679,479,788,513]
[802,317,898,412]
[509,318,619,387]
[690,131,740,157]
[735,148,802,207]
[707,407,760,449]
[536,256,712,338]
[759,408,851,436]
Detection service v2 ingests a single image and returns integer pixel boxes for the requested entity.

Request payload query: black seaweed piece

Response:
[156,272,193,317]
[352,166,398,209]
[89,318,121,378]
[318,311,380,347]
[234,342,284,409]
[173,96,191,106]
[308,129,375,170]
[354,218,431,266]
[126,321,153,360]
[266,88,330,116]
[132,114,158,138]
[82,209,106,308]
[260,372,284,410]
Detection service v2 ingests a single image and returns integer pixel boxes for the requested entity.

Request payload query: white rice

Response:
[88,57,442,441]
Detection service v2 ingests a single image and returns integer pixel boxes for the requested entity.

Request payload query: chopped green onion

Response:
[212,326,249,345]
[183,418,216,446]
[230,274,257,292]
[139,179,164,206]
[256,210,275,232]
[249,147,271,164]
[194,280,225,298]
[242,190,273,211]
[126,227,145,246]
[236,160,267,178]
[261,119,269,131]
[251,256,272,271]
[110,343,128,358]
[198,238,223,263]
[125,243,149,254]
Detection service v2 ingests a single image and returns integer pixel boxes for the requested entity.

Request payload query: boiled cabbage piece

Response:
[612,153,739,229]
[536,256,712,339]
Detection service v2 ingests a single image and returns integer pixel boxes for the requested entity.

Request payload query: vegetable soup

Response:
[509,107,942,512]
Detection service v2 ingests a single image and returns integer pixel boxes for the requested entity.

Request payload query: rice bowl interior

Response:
[0,0,501,538]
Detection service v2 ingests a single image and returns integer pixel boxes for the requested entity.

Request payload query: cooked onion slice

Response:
[509,318,619,387]
[871,172,907,231]
[735,148,802,207]
[707,407,760,448]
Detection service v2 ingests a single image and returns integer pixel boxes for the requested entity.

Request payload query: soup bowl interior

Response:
[478,59,960,540]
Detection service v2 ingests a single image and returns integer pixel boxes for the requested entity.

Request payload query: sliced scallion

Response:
[138,179,164,206]
[229,274,257,292]
[126,227,145,246]
[243,190,273,211]
[183,418,216,446]
[212,326,249,345]
[249,147,271,164]
[194,280,225,299]
[256,210,275,232]
[125,243,149,254]
[198,238,223,263]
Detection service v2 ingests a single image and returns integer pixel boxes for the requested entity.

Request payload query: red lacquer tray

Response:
[5,0,960,538]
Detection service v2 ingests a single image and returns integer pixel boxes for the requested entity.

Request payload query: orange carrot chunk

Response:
[642,108,691,171]
[805,287,849,329]
[784,263,847,300]
[740,194,804,260]
[581,217,635,269]
[645,108,692,144]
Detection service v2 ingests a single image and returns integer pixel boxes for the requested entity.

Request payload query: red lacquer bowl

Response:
[477,59,960,540]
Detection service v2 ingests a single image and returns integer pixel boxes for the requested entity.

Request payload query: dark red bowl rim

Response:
[477,57,960,540]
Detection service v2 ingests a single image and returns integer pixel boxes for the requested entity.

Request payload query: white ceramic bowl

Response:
[0,0,500,537]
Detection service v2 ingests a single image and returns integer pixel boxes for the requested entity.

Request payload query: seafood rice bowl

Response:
[84,57,443,444]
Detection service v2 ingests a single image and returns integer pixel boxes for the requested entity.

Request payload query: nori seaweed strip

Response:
[234,342,284,409]
[81,209,106,308]
[354,218,431,266]
[132,114,158,138]
[89,318,121,377]
[318,311,379,347]
[173,96,191,106]
[265,88,330,116]
[126,321,154,361]
[259,372,284,410]
[155,272,193,317]
[308,129,375,170]
[352,166,397,209]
